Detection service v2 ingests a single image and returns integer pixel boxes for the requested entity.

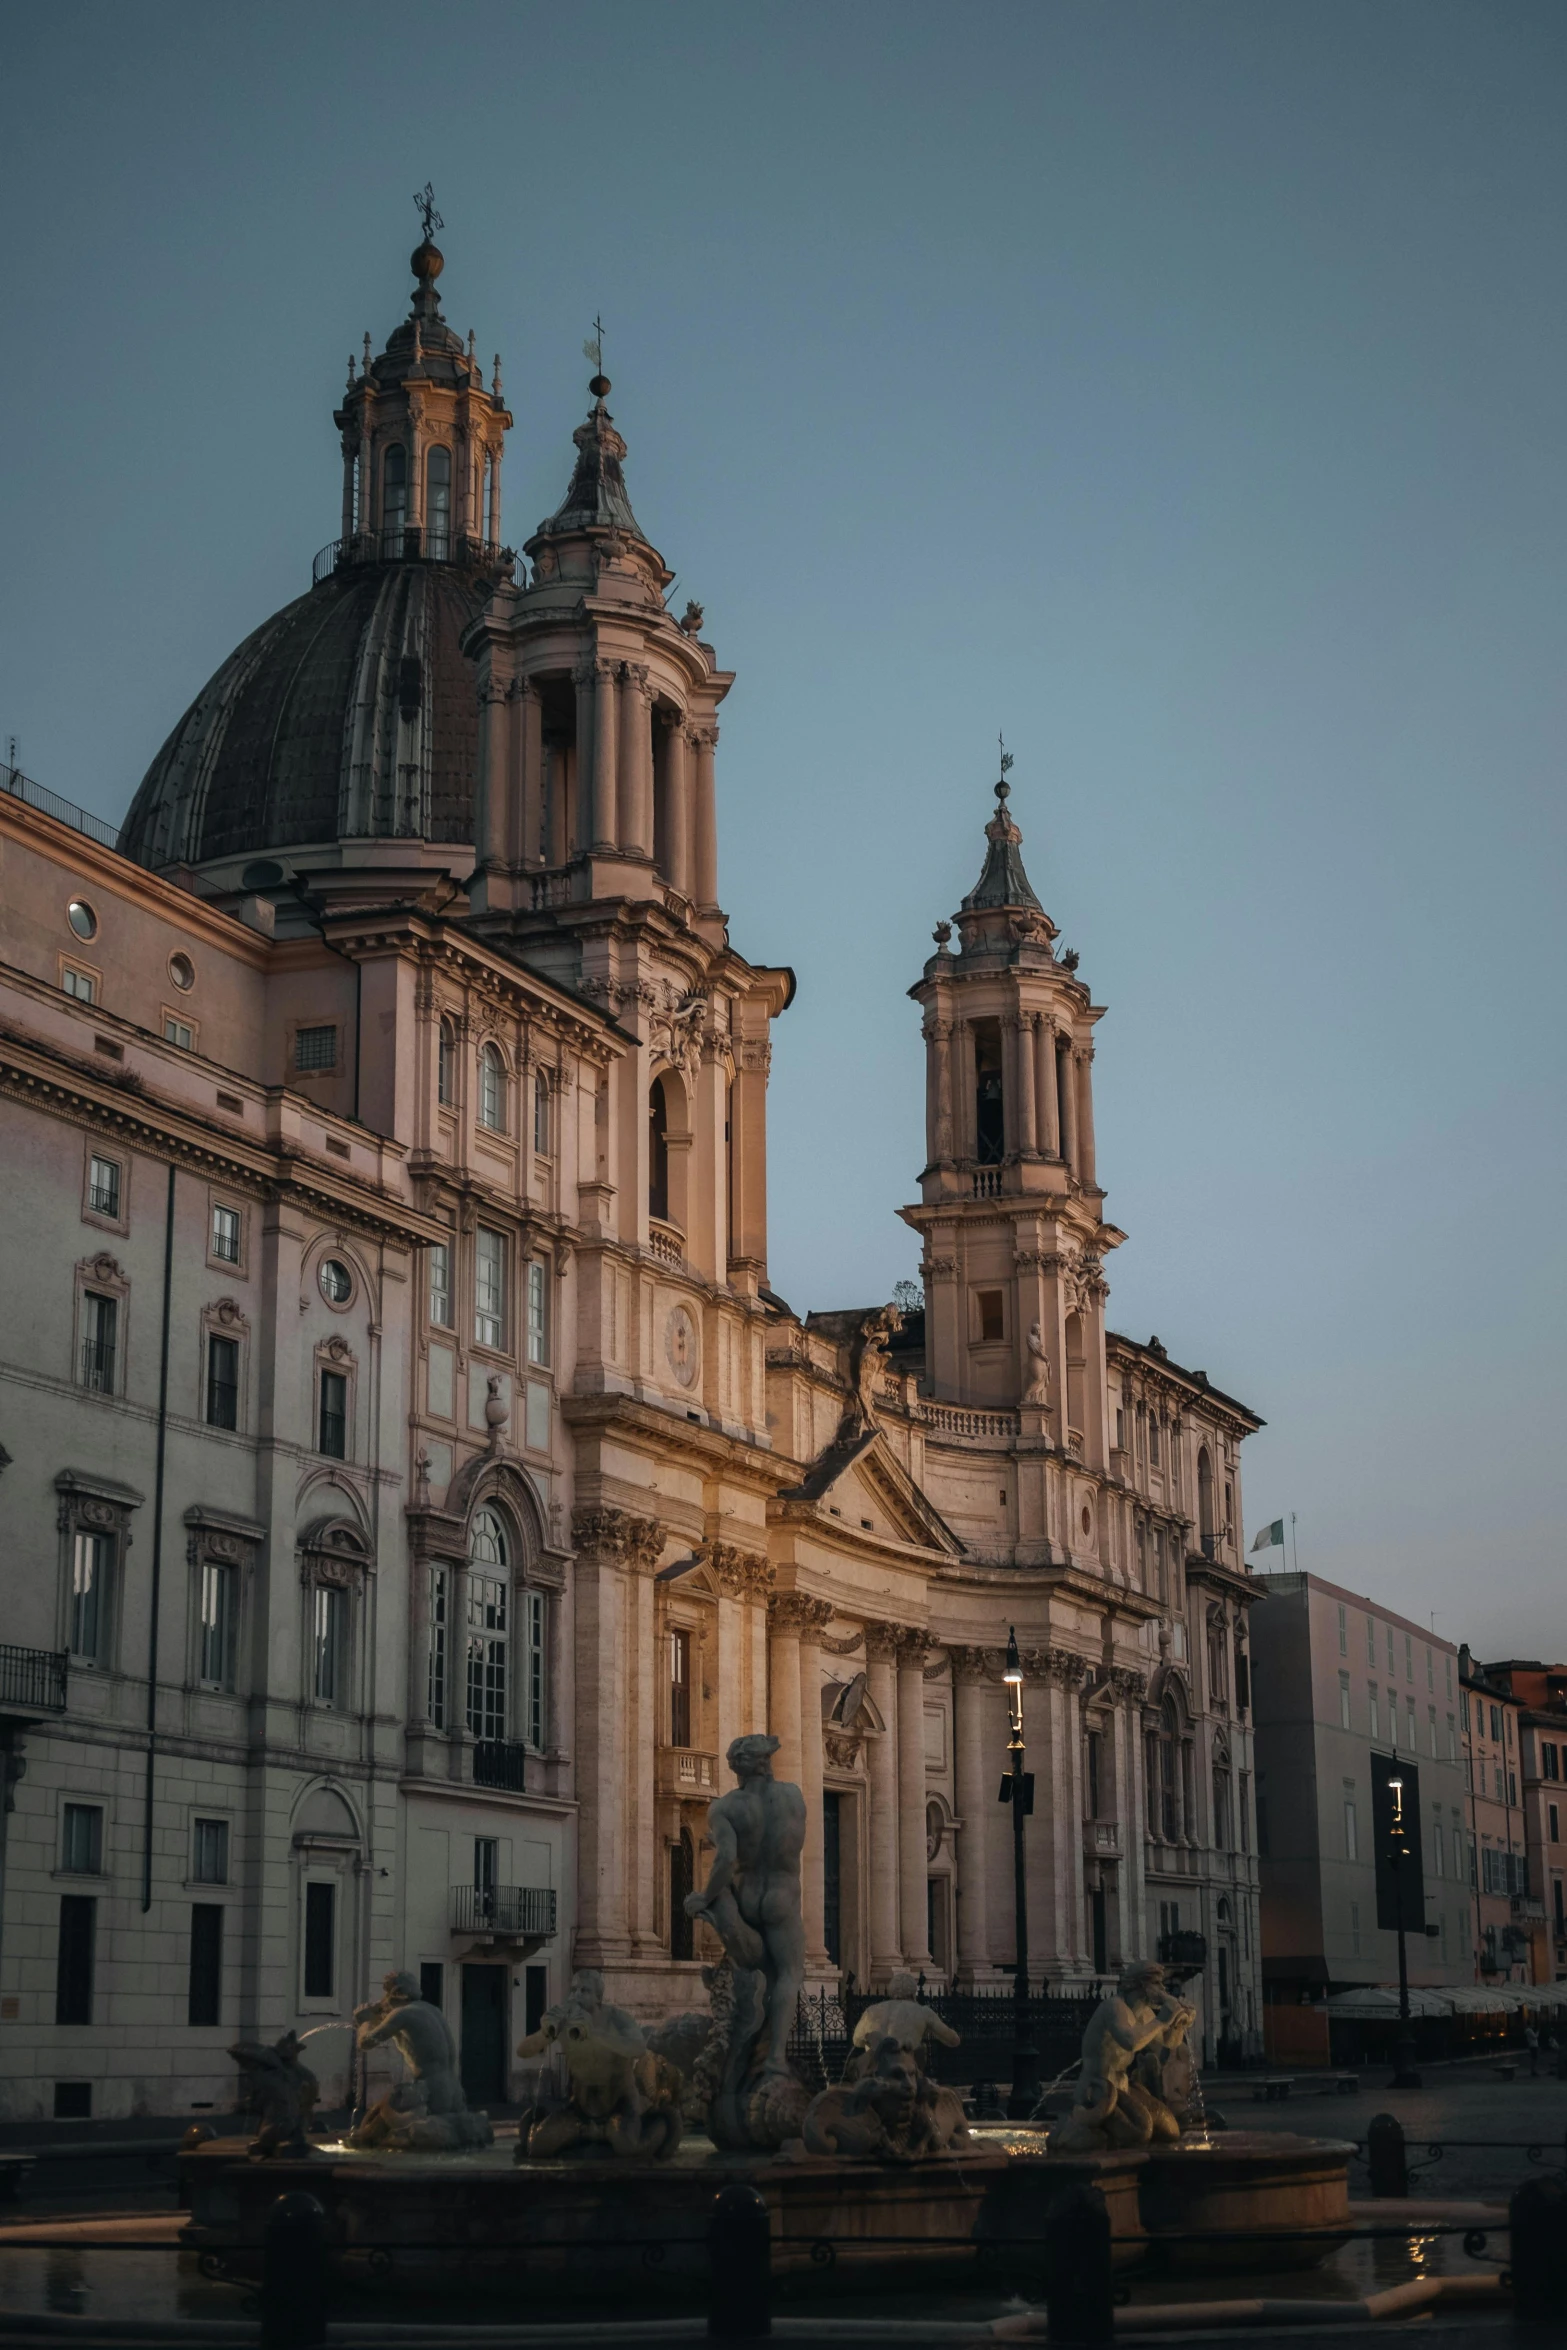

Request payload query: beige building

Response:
[1469,1659,1567,1984]
[1458,1651,1530,1983]
[0,231,1266,2120]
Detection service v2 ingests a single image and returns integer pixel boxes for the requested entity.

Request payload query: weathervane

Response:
[997,732,1014,798]
[413,182,444,241]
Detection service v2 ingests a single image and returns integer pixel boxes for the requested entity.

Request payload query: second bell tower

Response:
[901,762,1124,1460]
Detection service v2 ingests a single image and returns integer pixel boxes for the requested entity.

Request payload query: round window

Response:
[319,1259,353,1306]
[168,951,195,991]
[67,898,97,941]
[1080,1504,1093,1537]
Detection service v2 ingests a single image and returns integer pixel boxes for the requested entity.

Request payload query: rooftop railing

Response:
[1,762,121,852]
[312,527,514,585]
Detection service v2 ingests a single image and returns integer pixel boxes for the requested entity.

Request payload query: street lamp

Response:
[1387,1776,1422,2090]
[1000,1628,1041,2119]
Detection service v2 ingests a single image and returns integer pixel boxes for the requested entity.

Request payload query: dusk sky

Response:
[3,3,1563,1652]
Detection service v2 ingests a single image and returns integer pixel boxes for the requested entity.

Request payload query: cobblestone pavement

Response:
[1209,2057,1567,2200]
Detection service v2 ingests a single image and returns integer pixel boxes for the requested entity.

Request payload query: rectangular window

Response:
[318,1368,347,1458]
[80,1290,118,1393]
[312,1584,346,1706]
[1545,1744,1561,1782]
[1350,1900,1360,1956]
[1506,1711,1514,1748]
[1428,1706,1438,1758]
[88,1156,121,1217]
[1447,1714,1457,1763]
[1426,1648,1434,1691]
[1405,1633,1414,1681]
[206,1333,239,1430]
[669,1626,692,1748]
[1115,1407,1125,1450]
[198,1559,237,1689]
[62,966,96,1003]
[55,1895,95,2024]
[188,1903,222,2026]
[295,1025,337,1072]
[70,1529,109,1661]
[61,1804,102,1875]
[523,1589,545,1749]
[1509,1771,1518,1807]
[302,1881,335,2000]
[466,1572,508,1742]
[526,1258,548,1365]
[1491,1704,1502,1741]
[1344,1799,1358,1862]
[1239,1771,1250,1852]
[428,1243,452,1329]
[1387,1626,1396,1674]
[1461,1689,1470,1731]
[976,1289,1004,1344]
[1495,1765,1505,1801]
[1407,1700,1417,1749]
[474,1837,498,1901]
[1368,1686,1380,1739]
[428,1566,448,1728]
[193,1817,229,1884]
[474,1228,506,1350]
[1149,1417,1161,1466]
[164,1015,194,1050]
[1367,1615,1377,1665]
[1389,1699,1398,1750]
[1338,1671,1351,1729]
[1337,1604,1347,1656]
[211,1204,241,1263]
[1432,1819,1444,1877]
[533,1075,550,1155]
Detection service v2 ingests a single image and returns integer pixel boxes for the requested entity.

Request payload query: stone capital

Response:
[706,1541,772,1599]
[894,1627,932,1669]
[861,1620,906,1664]
[571,1506,664,1574]
[947,1644,992,1684]
[768,1590,833,1638]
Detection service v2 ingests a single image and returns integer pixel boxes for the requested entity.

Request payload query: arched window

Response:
[1197,1446,1215,1556]
[973,1020,1004,1164]
[648,1075,670,1224]
[465,1507,509,1742]
[437,1017,457,1106]
[426,446,452,559]
[478,1043,506,1132]
[382,444,407,546]
[1207,1605,1228,1709]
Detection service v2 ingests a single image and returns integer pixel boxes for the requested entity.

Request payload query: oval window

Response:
[67,898,97,941]
[168,952,195,992]
[1080,1504,1093,1537]
[319,1259,353,1306]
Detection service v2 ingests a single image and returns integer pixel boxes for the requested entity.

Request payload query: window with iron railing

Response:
[207,1333,239,1430]
[70,1531,110,1662]
[88,1156,120,1218]
[80,1292,117,1393]
[669,1626,692,1749]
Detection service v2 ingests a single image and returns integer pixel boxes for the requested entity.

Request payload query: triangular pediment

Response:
[779,1425,964,1558]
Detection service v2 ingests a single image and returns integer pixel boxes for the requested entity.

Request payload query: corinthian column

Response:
[864,1623,903,1977]
[950,1647,993,1979]
[1035,1019,1060,1157]
[955,1020,976,1162]
[591,663,619,850]
[767,1594,805,1792]
[934,1016,954,1164]
[692,726,719,910]
[786,1596,834,1970]
[477,679,509,872]
[1017,1010,1038,1156]
[569,1507,665,1965]
[617,663,652,857]
[518,681,543,868]
[1077,1049,1097,1188]
[1057,1033,1078,1177]
[897,1630,934,1969]
[664,721,693,898]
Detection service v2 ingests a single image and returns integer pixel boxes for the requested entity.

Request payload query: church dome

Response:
[121,223,513,876]
[120,554,499,869]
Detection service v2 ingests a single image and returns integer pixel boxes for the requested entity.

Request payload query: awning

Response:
[1319,1983,1567,2020]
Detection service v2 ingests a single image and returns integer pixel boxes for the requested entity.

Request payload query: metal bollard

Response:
[1509,2172,1567,2324]
[1366,2110,1407,2199]
[708,2183,771,2341]
[260,2190,329,2350]
[1043,2183,1113,2347]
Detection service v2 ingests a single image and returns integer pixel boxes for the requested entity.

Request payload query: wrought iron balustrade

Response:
[312,528,514,584]
[449,1884,557,1939]
[2,762,121,852]
[472,1740,528,1791]
[0,1643,68,1715]
[79,1338,116,1393]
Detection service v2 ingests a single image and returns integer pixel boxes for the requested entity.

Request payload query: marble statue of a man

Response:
[1050,1960,1195,2153]
[847,1971,962,2078]
[684,1732,806,2081]
[348,1970,493,2151]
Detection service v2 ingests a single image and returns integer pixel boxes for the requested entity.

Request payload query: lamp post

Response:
[1387,1775,1422,2090]
[1001,1628,1041,2119]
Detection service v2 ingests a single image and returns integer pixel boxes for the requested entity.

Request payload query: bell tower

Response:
[900,759,1123,1460]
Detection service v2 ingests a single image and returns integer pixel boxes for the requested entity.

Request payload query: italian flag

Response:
[1251,1520,1285,1553]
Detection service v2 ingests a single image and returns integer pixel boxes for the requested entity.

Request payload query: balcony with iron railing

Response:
[79,1338,116,1394]
[312,527,514,585]
[0,1644,68,1717]
[472,1740,528,1792]
[450,1884,557,1942]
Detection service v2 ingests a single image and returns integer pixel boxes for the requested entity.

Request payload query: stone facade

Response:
[0,233,1266,2121]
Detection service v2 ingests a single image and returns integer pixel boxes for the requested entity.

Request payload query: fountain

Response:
[180,1748,1350,2297]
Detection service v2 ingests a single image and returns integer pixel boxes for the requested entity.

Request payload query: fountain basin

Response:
[1139,2132,1354,2271]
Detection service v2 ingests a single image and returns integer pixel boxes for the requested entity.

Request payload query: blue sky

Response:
[3,3,1563,1651]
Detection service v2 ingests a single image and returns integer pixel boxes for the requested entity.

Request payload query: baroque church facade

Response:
[0,234,1263,2120]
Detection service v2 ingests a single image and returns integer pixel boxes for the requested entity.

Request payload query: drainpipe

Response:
[288,879,362,1124]
[142,1164,176,1912]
